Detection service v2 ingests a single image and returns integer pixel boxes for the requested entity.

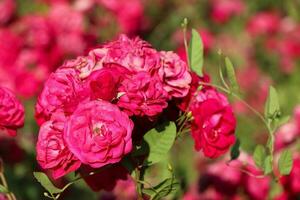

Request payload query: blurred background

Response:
[1,0,300,199]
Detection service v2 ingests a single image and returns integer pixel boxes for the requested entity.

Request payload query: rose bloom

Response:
[117,72,168,117]
[36,112,81,179]
[158,51,191,98]
[103,34,161,73]
[86,63,130,101]
[64,100,133,168]
[35,66,87,125]
[0,86,24,136]
[190,87,236,158]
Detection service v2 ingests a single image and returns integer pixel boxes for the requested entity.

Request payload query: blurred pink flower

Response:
[0,0,15,25]
[280,155,300,195]
[0,86,24,137]
[247,12,281,36]
[210,0,244,24]
[97,0,144,35]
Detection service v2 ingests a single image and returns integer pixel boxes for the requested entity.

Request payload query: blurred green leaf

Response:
[264,156,273,175]
[253,145,266,169]
[188,29,204,77]
[33,172,62,194]
[224,57,239,94]
[143,177,180,200]
[278,149,293,176]
[230,139,240,160]
[0,185,9,194]
[143,122,177,166]
[265,86,281,120]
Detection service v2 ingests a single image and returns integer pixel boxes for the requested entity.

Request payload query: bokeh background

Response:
[1,0,300,199]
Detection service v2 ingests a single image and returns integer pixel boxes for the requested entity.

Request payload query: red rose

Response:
[86,63,130,101]
[0,86,24,136]
[36,112,81,179]
[64,100,133,168]
[190,88,236,158]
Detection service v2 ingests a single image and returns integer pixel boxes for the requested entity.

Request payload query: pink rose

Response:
[158,51,191,98]
[36,112,81,179]
[0,86,24,136]
[103,35,160,73]
[86,63,130,101]
[190,88,236,158]
[64,100,133,168]
[35,67,87,125]
[117,72,168,117]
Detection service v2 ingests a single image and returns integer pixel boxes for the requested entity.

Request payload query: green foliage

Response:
[265,86,281,121]
[33,172,62,194]
[188,29,204,77]
[230,139,240,160]
[143,121,177,166]
[143,177,180,200]
[264,156,273,175]
[224,57,239,94]
[278,149,293,176]
[0,185,9,194]
[253,145,266,169]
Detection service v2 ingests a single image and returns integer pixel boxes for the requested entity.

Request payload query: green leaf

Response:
[143,178,180,200]
[278,149,293,175]
[224,57,239,93]
[143,122,177,166]
[33,172,63,194]
[253,145,266,169]
[188,29,204,77]
[219,66,229,90]
[0,185,9,194]
[264,155,273,175]
[264,86,281,120]
[230,139,240,160]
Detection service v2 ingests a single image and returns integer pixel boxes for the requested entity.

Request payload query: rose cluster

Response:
[35,34,236,179]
